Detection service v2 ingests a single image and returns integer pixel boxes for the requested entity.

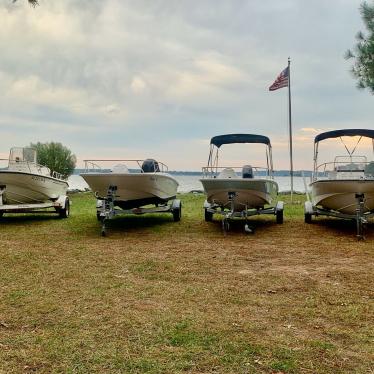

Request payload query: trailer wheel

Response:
[204,208,213,222]
[59,198,70,218]
[173,203,181,222]
[276,209,283,224]
[304,212,312,224]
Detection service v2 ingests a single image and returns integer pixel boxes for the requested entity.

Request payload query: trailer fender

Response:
[171,199,181,210]
[275,201,284,212]
[56,195,69,209]
[96,199,103,209]
[304,201,314,215]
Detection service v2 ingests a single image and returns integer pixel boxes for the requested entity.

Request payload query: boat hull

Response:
[200,178,278,211]
[311,179,374,215]
[0,171,68,204]
[81,173,179,208]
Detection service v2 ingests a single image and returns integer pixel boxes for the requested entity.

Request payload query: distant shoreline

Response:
[73,169,314,177]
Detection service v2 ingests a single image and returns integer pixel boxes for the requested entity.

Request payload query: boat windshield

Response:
[313,135,374,180]
[4,147,65,180]
[9,147,37,163]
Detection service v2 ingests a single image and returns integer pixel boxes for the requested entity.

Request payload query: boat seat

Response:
[364,162,374,177]
[218,168,237,179]
[142,159,160,173]
[242,165,254,179]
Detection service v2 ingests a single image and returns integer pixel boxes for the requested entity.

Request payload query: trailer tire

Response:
[59,198,70,218]
[276,209,283,224]
[204,208,213,222]
[173,203,181,222]
[305,213,312,224]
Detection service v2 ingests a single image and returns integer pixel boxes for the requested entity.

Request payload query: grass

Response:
[0,192,373,373]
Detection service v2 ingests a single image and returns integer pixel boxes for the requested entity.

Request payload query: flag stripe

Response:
[269,66,289,91]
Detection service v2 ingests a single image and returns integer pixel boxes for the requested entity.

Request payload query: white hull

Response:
[200,178,278,211]
[0,171,68,204]
[311,179,374,215]
[81,172,178,206]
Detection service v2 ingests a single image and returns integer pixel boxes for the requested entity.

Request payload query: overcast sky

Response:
[0,0,373,170]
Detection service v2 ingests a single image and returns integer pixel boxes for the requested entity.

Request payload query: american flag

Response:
[269,66,289,91]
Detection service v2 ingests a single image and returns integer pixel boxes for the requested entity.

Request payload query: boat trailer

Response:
[96,185,181,236]
[204,192,284,234]
[0,186,70,218]
[304,194,374,240]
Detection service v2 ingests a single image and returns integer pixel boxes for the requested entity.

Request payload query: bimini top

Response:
[315,129,374,143]
[210,134,270,148]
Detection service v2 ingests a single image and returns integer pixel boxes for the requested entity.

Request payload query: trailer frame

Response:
[96,185,181,236]
[0,186,70,218]
[304,194,374,240]
[204,192,284,234]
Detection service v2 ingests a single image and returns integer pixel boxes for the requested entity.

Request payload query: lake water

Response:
[68,174,309,193]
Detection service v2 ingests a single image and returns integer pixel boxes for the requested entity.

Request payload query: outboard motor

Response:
[142,158,160,173]
[242,165,254,179]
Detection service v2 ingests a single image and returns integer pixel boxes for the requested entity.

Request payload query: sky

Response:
[0,0,373,170]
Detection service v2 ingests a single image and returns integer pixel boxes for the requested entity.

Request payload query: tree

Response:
[30,142,77,178]
[346,1,374,94]
[12,0,39,6]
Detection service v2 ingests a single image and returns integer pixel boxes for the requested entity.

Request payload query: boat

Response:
[200,134,283,233]
[0,147,70,217]
[305,129,374,239]
[80,158,181,235]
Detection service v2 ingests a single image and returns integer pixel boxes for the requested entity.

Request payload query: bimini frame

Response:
[203,134,274,178]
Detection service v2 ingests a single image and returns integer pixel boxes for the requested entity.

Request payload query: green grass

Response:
[0,192,373,373]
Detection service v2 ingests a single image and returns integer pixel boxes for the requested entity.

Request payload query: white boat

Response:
[80,159,181,235]
[200,134,283,232]
[305,129,374,239]
[0,147,70,217]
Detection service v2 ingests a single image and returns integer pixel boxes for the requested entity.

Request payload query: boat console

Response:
[217,168,237,179]
[111,164,129,173]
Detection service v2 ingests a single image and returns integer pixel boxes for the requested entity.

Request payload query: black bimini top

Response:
[315,129,374,143]
[210,134,271,148]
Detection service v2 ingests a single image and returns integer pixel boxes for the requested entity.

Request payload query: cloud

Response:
[6,75,89,111]
[300,127,325,134]
[131,77,147,94]
[103,104,121,115]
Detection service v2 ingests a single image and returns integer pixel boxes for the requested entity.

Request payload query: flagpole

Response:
[288,57,294,203]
